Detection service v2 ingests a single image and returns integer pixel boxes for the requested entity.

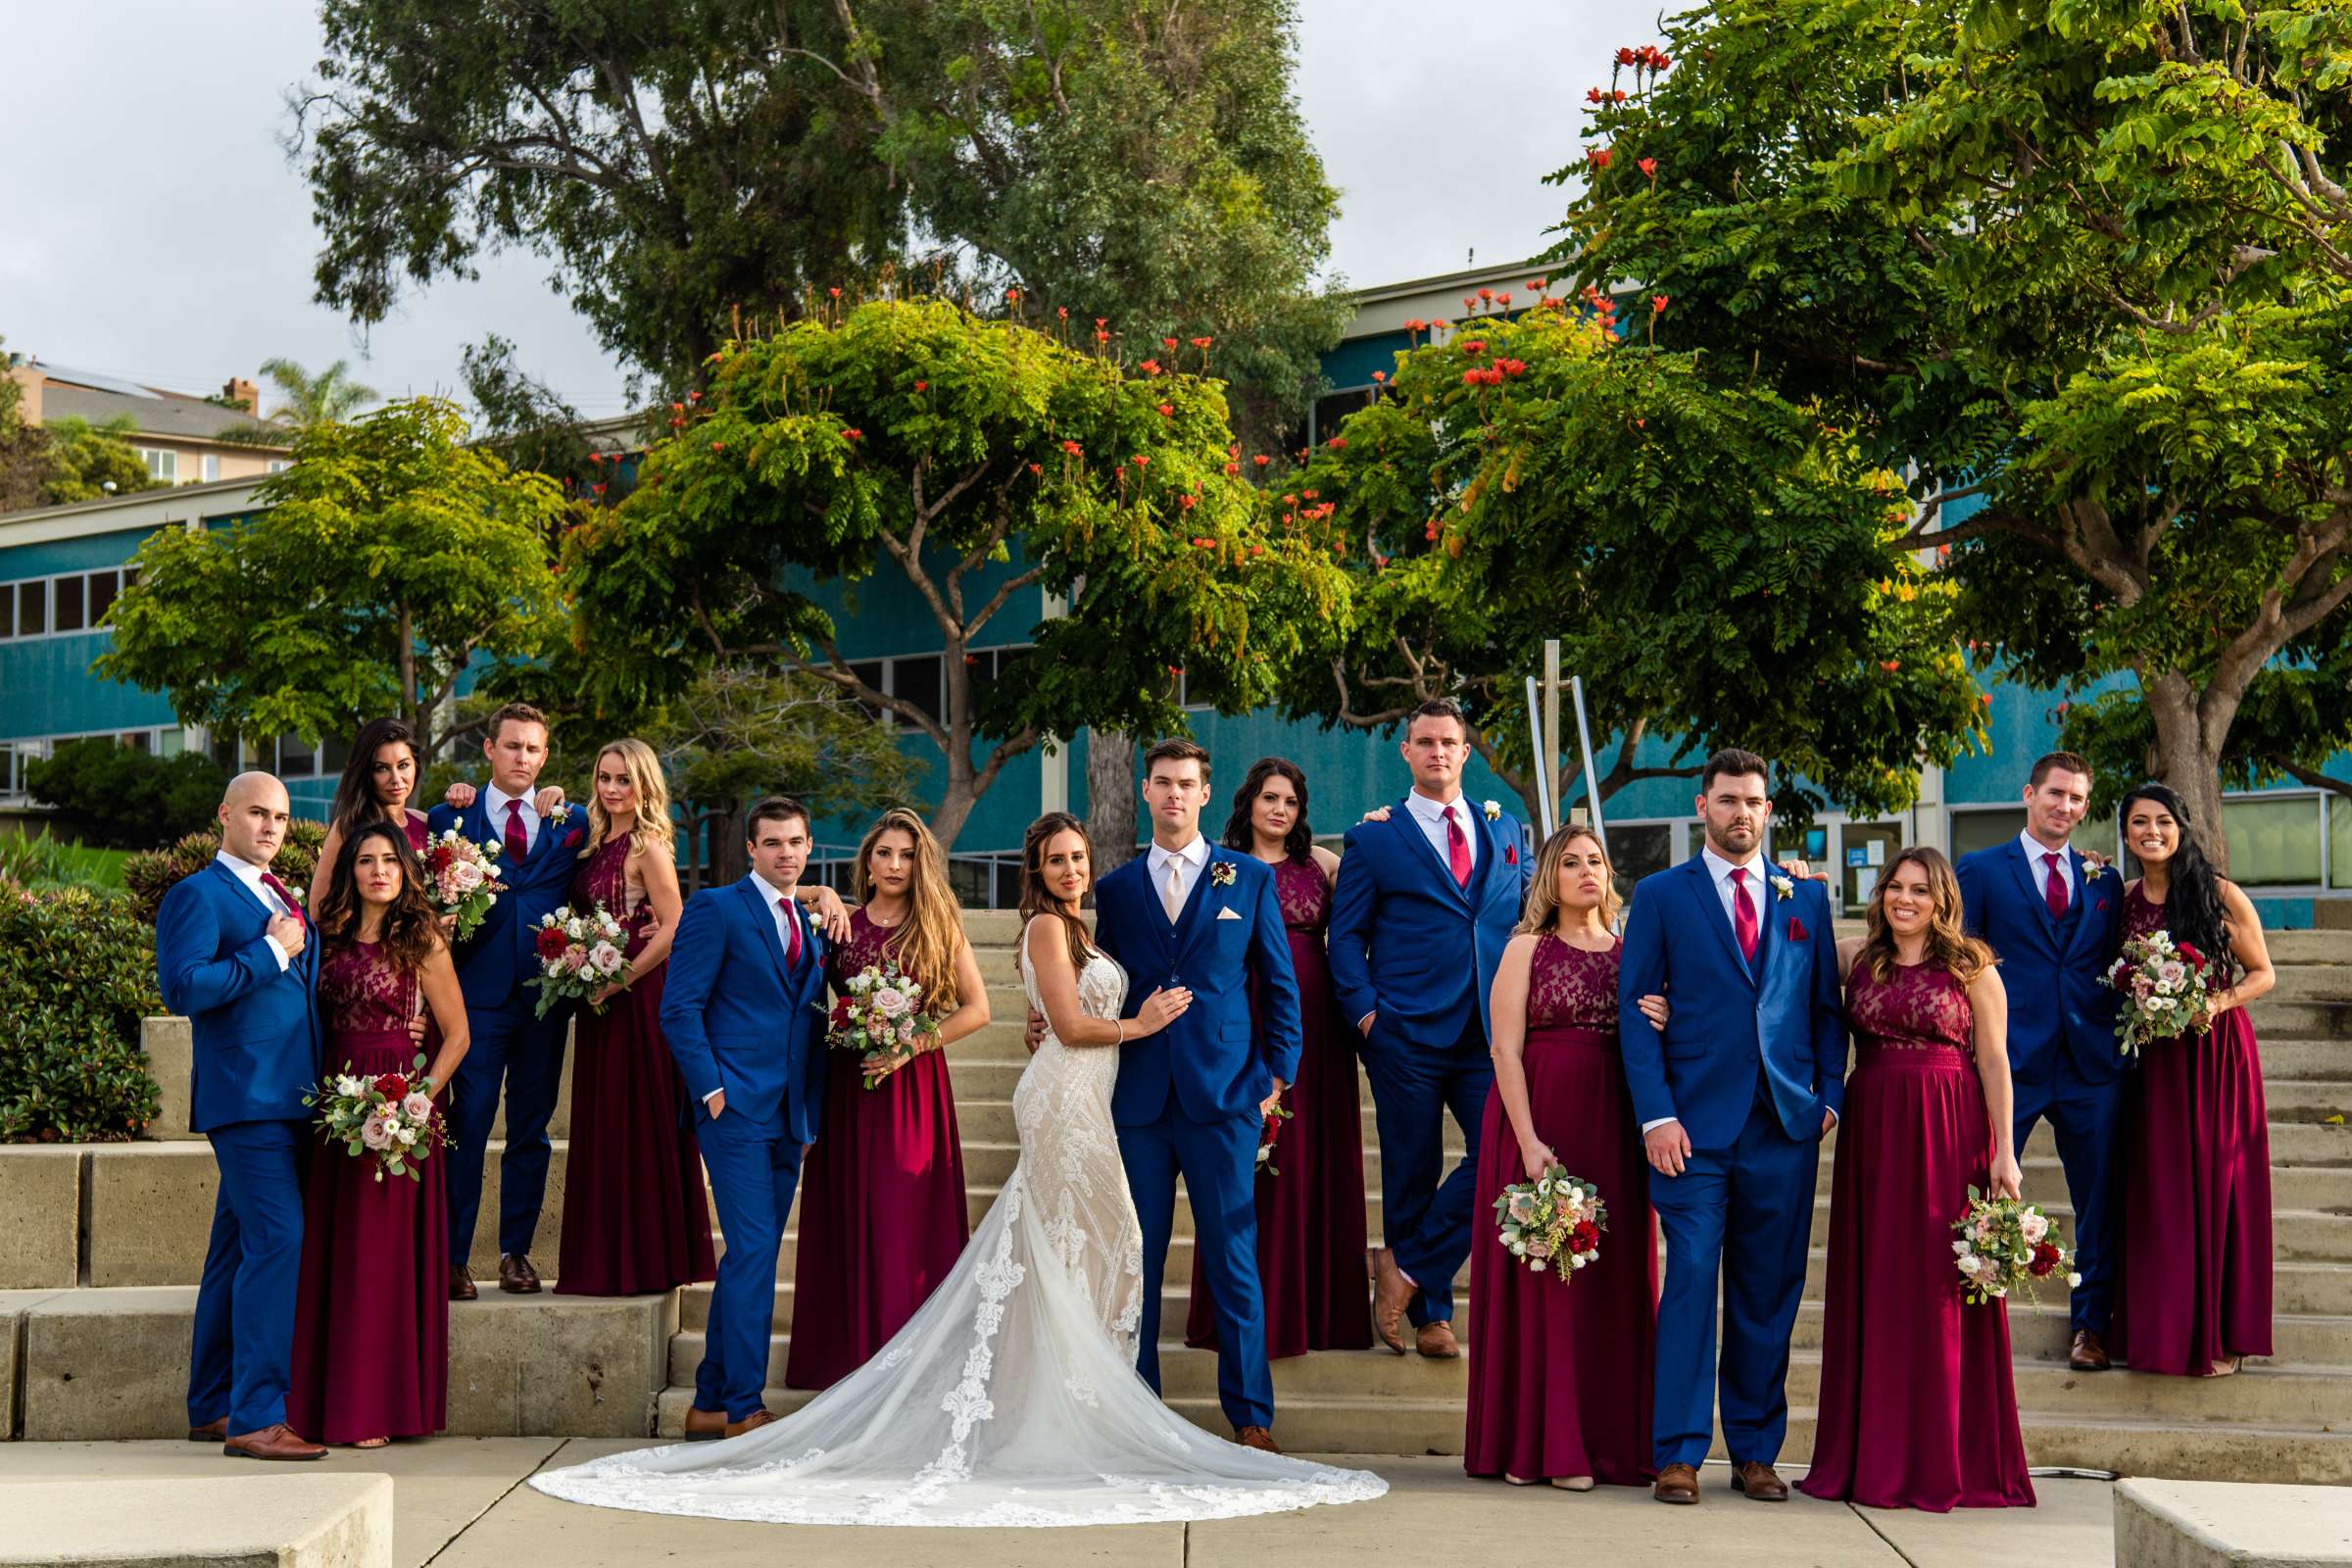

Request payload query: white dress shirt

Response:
[1403,788,1479,875]
[1148,833,1211,921]
[2019,828,2077,906]
[215,849,295,971]
[485,783,541,856]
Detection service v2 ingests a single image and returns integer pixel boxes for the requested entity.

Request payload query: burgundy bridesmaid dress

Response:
[1463,936,1656,1487]
[1797,959,2034,1510]
[2110,886,2274,1374]
[286,942,449,1443]
[402,809,428,853]
[784,906,971,1389]
[1185,858,1374,1356]
[554,834,716,1296]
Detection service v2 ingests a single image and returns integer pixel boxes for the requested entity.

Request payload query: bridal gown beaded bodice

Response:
[528,921,1388,1527]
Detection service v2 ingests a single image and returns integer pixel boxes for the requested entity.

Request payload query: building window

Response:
[203,454,221,482]
[53,574,85,633]
[2219,794,2322,888]
[1607,821,1674,897]
[267,460,289,474]
[894,653,944,724]
[1949,807,2029,859]
[16,580,45,636]
[1308,386,1377,448]
[139,448,178,482]
[86,568,121,623]
[275,733,318,778]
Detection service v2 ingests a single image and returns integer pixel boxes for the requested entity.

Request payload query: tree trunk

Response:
[1086,728,1139,872]
[2142,678,2232,876]
[700,802,748,889]
[396,603,424,758]
[929,780,979,853]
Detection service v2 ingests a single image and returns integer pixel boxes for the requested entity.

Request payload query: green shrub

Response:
[24,739,227,849]
[0,829,107,891]
[122,819,327,924]
[0,888,165,1142]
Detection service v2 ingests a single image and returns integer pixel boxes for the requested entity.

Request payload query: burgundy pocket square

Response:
[1788,918,1810,941]
[1505,845,1519,865]
[2097,897,2109,910]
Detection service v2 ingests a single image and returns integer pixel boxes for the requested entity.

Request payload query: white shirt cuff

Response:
[264,935,291,972]
[1823,1107,1838,1129]
[702,1088,724,1107]
[1641,1116,1678,1134]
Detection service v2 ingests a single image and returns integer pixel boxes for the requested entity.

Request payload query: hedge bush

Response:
[24,738,228,849]
[123,819,327,924]
[0,887,164,1142]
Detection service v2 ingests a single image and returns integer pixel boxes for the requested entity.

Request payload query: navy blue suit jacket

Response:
[660,876,831,1143]
[425,798,587,1012]
[1326,797,1531,1045]
[1098,845,1302,1125]
[1955,841,2126,1090]
[155,859,322,1132]
[1616,856,1845,1149]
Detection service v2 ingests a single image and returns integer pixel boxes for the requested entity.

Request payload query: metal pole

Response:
[1570,674,1606,856]
[1524,675,1555,837]
[1543,640,1562,831]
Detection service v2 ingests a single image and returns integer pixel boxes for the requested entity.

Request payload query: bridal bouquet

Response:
[1255,1100,1292,1177]
[305,1054,445,1183]
[1493,1165,1607,1282]
[2104,927,2216,1055]
[829,958,938,1088]
[1952,1188,2080,1305]
[421,829,507,941]
[528,903,631,1017]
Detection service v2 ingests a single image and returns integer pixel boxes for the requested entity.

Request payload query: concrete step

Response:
[0,1474,394,1568]
[1790,1300,2352,1368]
[11,1287,673,1441]
[2116,1476,2352,1566]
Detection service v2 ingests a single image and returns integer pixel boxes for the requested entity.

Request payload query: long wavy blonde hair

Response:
[857,807,964,1013]
[1517,825,1624,935]
[581,737,674,858]
[1855,846,1994,986]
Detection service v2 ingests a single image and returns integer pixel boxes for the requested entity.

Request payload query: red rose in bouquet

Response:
[2177,941,2205,970]
[831,997,854,1027]
[426,845,453,873]
[535,925,570,960]
[372,1072,411,1100]
[1571,1220,1601,1254]
[2029,1242,2062,1278]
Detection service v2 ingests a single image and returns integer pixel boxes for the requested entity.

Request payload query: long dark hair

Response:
[1018,811,1095,975]
[1221,757,1314,862]
[2119,781,2231,964]
[330,717,419,835]
[1853,846,1995,987]
[318,818,444,974]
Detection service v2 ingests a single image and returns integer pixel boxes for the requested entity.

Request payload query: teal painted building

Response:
[9,269,2351,922]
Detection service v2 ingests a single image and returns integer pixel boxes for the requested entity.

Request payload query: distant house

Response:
[3,355,291,485]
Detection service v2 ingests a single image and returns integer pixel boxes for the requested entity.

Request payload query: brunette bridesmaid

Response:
[1797,847,2034,1510]
[286,820,470,1446]
[1464,826,1655,1491]
[553,739,715,1297]
[784,808,991,1390]
[1185,758,1373,1356]
[2110,783,2274,1377]
[311,718,431,918]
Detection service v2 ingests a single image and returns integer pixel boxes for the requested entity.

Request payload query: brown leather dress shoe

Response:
[1652,1462,1699,1504]
[448,1265,477,1302]
[499,1253,542,1295]
[1731,1461,1789,1500]
[186,1417,226,1444]
[1234,1426,1282,1454]
[1416,1320,1462,1359]
[682,1407,728,1443]
[223,1423,327,1461]
[2070,1329,2111,1371]
[1370,1248,1413,1354]
[723,1409,777,1440]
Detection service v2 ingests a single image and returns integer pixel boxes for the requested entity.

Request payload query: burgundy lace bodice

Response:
[319,940,417,1035]
[570,832,652,950]
[1526,935,1621,1032]
[1847,958,1973,1055]
[827,906,908,994]
[2123,884,2168,942]
[1273,858,1331,933]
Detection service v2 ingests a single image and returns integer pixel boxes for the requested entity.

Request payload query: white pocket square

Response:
[1215,906,1245,921]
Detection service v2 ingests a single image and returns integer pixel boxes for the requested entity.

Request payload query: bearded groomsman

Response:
[157,771,325,1460]
[1328,699,1532,1358]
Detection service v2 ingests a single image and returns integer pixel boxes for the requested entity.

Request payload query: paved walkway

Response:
[0,1441,2114,1566]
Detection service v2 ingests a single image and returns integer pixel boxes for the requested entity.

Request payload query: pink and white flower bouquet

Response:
[1952,1188,2080,1305]
[2104,927,2216,1056]
[1492,1165,1607,1284]
[827,958,939,1088]
[528,903,631,1018]
[304,1054,445,1183]
[421,829,507,942]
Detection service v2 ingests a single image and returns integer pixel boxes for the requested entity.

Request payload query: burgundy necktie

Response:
[1445,806,1472,888]
[779,896,803,967]
[1730,867,1759,962]
[2043,853,2069,918]
[503,800,529,862]
[260,872,304,927]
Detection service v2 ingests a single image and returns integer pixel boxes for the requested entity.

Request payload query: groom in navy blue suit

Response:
[1954,751,2126,1370]
[155,772,326,1460]
[1617,749,1844,1504]
[425,702,586,1298]
[1327,698,1531,1357]
[662,796,831,1440]
[1093,737,1300,1450]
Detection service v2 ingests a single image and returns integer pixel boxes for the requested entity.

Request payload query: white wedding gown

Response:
[529,927,1388,1527]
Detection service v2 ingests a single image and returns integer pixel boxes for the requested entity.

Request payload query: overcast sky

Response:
[2,1,1650,418]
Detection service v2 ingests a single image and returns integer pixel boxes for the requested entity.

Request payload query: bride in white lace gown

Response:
[530,815,1387,1527]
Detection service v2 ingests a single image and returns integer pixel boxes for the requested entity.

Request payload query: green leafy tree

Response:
[565,296,1348,847]
[23,740,228,850]
[0,336,54,513]
[214,356,377,444]
[96,398,567,762]
[40,416,166,505]
[1286,298,1984,824]
[1560,0,2352,858]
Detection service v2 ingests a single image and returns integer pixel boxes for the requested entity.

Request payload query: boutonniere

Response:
[1771,874,1795,901]
[1482,799,1502,821]
[1209,861,1237,888]
[2081,849,2112,877]
[805,904,825,935]
[546,803,573,825]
